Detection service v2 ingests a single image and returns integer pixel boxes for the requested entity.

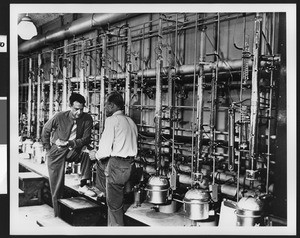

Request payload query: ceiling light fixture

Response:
[18,14,37,40]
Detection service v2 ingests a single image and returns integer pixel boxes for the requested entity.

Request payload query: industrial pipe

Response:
[27,58,32,138]
[112,56,278,80]
[36,54,42,139]
[49,51,54,118]
[99,34,107,134]
[79,41,86,97]
[228,106,235,171]
[19,13,140,54]
[248,14,262,180]
[62,40,68,111]
[195,25,206,173]
[154,17,163,174]
[125,27,132,116]
[19,58,280,88]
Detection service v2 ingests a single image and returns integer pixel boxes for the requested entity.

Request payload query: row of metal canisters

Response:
[145,174,264,226]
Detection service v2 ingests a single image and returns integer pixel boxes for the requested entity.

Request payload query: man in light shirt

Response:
[89,91,138,226]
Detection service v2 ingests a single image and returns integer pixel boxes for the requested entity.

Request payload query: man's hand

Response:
[88,150,97,161]
[55,139,68,148]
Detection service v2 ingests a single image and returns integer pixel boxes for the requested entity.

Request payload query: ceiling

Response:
[18,13,63,28]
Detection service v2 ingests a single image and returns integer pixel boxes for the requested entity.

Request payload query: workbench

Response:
[19,155,217,227]
[125,202,193,226]
[19,154,84,196]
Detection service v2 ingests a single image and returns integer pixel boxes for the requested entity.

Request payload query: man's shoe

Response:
[78,185,97,197]
[97,194,106,204]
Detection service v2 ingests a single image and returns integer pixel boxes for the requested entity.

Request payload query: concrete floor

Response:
[18,204,71,227]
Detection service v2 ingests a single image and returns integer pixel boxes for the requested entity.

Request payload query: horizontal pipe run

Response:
[19,58,280,87]
[19,13,140,54]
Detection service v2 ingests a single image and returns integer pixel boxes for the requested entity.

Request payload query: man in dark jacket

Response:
[41,93,94,216]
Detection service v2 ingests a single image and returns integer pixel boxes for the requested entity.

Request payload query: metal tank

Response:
[145,175,170,204]
[183,188,211,220]
[235,196,264,226]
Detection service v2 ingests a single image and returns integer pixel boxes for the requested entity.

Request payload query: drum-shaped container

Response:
[235,196,264,226]
[145,175,170,204]
[183,188,211,220]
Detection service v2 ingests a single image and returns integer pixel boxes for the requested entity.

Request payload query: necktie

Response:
[69,120,77,141]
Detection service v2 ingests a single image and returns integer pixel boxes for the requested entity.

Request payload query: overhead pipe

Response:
[111,57,279,80]
[19,58,280,88]
[19,13,140,54]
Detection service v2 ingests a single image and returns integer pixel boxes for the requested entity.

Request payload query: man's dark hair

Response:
[69,93,86,106]
[107,92,124,110]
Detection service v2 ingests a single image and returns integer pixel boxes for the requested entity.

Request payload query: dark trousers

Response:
[106,156,133,226]
[95,159,108,195]
[46,144,92,216]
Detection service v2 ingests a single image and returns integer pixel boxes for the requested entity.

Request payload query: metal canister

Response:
[145,175,170,204]
[32,141,44,163]
[235,196,264,226]
[183,188,211,220]
[22,138,33,156]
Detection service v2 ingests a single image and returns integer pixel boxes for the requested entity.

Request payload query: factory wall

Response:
[18,12,286,222]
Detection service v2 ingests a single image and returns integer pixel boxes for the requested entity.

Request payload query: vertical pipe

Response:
[210,13,220,185]
[261,13,267,55]
[191,13,197,179]
[54,51,60,114]
[85,40,91,111]
[172,14,178,167]
[125,27,132,116]
[36,54,41,139]
[31,59,36,137]
[210,67,216,185]
[196,25,206,173]
[27,58,32,138]
[249,13,262,172]
[99,34,107,134]
[168,64,176,189]
[171,13,178,174]
[228,106,235,171]
[140,23,145,132]
[155,17,163,174]
[237,124,242,202]
[49,51,54,118]
[41,58,45,136]
[80,41,85,96]
[62,39,68,111]
[266,12,276,193]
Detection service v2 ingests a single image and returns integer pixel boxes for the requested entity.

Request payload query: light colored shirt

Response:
[96,110,138,160]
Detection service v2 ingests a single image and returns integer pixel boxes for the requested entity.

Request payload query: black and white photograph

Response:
[8,3,296,236]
